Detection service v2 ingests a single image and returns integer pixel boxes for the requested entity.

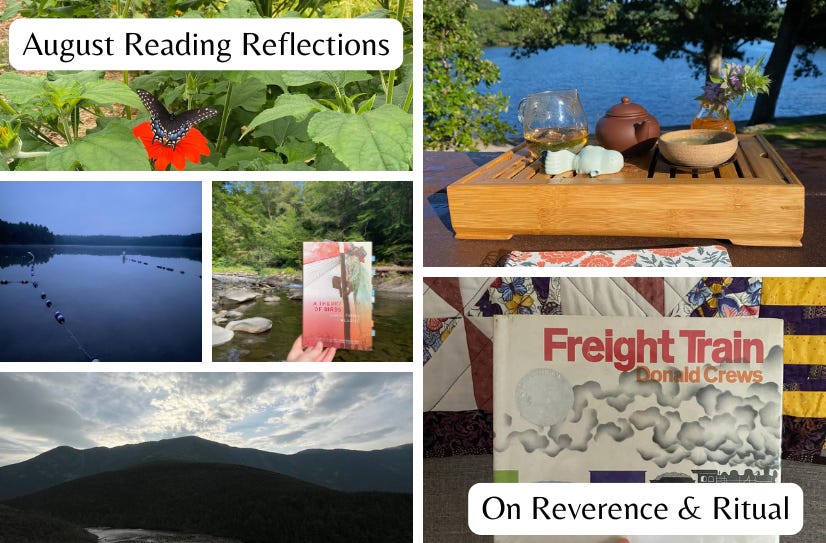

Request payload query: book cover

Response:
[302,241,373,350]
[493,315,784,543]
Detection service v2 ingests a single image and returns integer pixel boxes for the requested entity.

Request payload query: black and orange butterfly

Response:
[136,89,219,150]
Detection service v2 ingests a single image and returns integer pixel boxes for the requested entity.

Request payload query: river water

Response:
[88,527,241,543]
[212,288,413,362]
[0,245,201,362]
[483,42,826,134]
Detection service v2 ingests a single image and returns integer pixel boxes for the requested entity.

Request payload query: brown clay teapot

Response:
[595,96,660,156]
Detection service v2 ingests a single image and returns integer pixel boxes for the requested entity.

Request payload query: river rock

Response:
[225,310,243,318]
[226,317,272,334]
[288,288,302,300]
[212,325,234,346]
[221,289,260,304]
[264,295,280,303]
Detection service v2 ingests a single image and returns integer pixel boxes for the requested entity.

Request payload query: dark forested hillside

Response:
[7,462,413,543]
[0,436,413,501]
[0,504,97,543]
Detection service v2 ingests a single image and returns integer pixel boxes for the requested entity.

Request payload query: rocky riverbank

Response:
[211,270,413,347]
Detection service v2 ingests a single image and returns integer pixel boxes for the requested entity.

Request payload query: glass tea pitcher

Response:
[517,90,588,157]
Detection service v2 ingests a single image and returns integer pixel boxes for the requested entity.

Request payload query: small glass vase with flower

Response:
[691,57,771,134]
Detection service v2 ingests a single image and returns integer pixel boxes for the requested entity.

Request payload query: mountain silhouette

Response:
[0,436,412,501]
[6,461,412,543]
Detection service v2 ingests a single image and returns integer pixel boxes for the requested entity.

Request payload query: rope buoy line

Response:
[124,254,202,279]
[9,253,99,362]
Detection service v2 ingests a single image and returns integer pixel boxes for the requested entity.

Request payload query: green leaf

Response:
[1,0,21,21]
[275,137,316,163]
[0,73,47,106]
[50,71,106,84]
[80,81,143,109]
[224,72,288,92]
[46,120,151,170]
[218,0,260,17]
[307,104,412,170]
[242,94,325,137]
[282,71,372,89]
[226,78,268,112]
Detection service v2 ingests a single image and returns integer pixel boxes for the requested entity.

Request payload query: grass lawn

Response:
[741,114,826,149]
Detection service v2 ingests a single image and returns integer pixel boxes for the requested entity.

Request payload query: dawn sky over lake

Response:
[0,373,412,466]
[0,182,201,237]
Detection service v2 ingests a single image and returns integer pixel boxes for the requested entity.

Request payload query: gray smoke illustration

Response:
[495,345,782,469]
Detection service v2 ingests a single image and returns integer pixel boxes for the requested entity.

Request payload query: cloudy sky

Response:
[0,182,201,236]
[0,372,412,466]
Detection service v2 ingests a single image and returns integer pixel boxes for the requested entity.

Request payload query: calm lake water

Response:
[213,290,413,362]
[484,42,826,134]
[0,245,201,362]
[88,527,240,542]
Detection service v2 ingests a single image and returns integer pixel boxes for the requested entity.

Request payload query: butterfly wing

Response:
[136,89,218,150]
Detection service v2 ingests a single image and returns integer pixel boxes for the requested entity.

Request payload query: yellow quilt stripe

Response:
[784,335,826,365]
[784,391,826,418]
[763,277,826,306]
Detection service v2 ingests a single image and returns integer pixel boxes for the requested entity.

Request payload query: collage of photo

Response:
[2,0,826,542]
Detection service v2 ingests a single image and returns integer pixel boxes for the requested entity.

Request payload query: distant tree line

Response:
[56,234,202,247]
[213,182,413,272]
[0,219,55,244]
[0,219,201,247]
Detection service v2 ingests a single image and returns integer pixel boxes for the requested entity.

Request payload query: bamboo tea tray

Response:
[446,134,804,246]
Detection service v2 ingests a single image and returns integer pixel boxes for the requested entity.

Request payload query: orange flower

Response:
[579,254,615,267]
[537,251,586,264]
[650,247,692,257]
[616,254,638,267]
[132,122,210,171]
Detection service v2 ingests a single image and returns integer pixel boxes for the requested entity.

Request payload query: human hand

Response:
[286,335,336,362]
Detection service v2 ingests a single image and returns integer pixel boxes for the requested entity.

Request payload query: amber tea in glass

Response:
[524,127,589,155]
[518,90,588,158]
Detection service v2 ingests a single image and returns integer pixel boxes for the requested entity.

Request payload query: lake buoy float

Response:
[46,300,52,307]
[0,280,6,285]
[180,271,185,274]
[33,281,38,288]
[21,280,28,284]
[40,293,46,299]
[54,311,65,324]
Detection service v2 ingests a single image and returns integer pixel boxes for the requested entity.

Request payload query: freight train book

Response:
[493,315,784,543]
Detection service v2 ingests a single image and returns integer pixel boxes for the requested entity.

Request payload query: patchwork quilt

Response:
[423,277,826,464]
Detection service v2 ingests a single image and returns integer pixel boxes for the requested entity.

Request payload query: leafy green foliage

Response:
[213,181,412,272]
[468,1,521,47]
[0,1,413,171]
[423,0,511,150]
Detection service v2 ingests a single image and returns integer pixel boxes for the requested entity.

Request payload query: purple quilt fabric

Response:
[783,415,826,464]
[784,365,826,391]
[423,410,493,458]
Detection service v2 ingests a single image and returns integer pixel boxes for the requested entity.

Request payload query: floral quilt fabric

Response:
[504,245,732,267]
